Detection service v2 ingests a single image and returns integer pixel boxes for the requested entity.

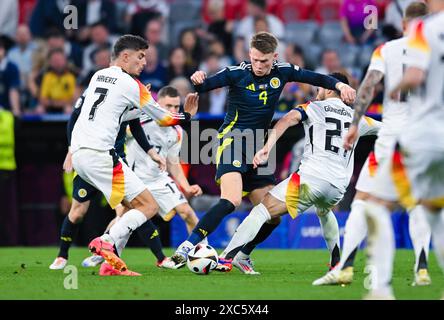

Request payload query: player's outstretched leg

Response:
[50,199,89,270]
[312,199,368,285]
[409,205,432,286]
[171,173,241,267]
[317,210,340,269]
[363,200,395,300]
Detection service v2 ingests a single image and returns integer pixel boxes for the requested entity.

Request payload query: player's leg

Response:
[171,172,242,265]
[316,208,340,268]
[221,184,276,260]
[408,204,432,286]
[49,199,90,269]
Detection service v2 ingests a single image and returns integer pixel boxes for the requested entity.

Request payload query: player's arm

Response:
[253,107,304,168]
[344,44,386,150]
[135,81,198,126]
[391,20,430,98]
[128,119,166,171]
[289,66,356,104]
[166,136,202,197]
[191,67,233,93]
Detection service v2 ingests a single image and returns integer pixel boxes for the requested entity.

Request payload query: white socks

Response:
[424,208,444,272]
[408,205,431,271]
[338,199,368,269]
[221,203,271,258]
[317,210,340,259]
[107,209,147,247]
[365,201,395,294]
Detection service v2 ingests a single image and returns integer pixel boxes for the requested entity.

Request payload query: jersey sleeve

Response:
[167,126,183,159]
[128,118,152,153]
[367,44,386,74]
[131,79,190,126]
[284,64,339,90]
[406,20,431,71]
[194,66,238,93]
[292,102,310,122]
[358,116,382,137]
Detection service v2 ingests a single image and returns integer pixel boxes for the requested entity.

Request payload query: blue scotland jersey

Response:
[195,61,340,134]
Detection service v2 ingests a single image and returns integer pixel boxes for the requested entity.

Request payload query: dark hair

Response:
[90,21,108,29]
[158,86,180,99]
[45,28,65,40]
[405,2,428,20]
[112,35,149,59]
[250,32,278,54]
[250,0,266,9]
[0,38,5,50]
[329,72,350,86]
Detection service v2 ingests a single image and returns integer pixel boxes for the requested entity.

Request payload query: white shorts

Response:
[72,148,147,209]
[372,143,444,209]
[144,175,187,221]
[269,172,344,219]
[355,136,396,194]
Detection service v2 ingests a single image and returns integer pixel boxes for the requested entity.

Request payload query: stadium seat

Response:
[318,21,344,47]
[336,44,359,68]
[169,0,202,23]
[285,21,319,47]
[358,45,376,69]
[278,0,316,23]
[314,0,341,23]
[302,43,323,68]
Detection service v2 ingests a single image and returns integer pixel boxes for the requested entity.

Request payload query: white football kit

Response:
[355,37,410,194]
[372,14,444,207]
[71,66,186,209]
[268,98,381,218]
[127,115,187,220]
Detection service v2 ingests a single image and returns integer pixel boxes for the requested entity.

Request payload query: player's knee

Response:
[178,206,197,223]
[68,206,86,223]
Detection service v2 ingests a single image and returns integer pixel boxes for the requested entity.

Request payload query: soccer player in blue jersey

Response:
[172,32,356,269]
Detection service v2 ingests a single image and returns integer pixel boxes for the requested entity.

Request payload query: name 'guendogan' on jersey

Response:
[71,66,186,153]
[194,61,340,134]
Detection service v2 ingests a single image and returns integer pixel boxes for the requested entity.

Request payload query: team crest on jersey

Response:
[270,77,281,89]
[232,160,241,168]
[78,189,87,198]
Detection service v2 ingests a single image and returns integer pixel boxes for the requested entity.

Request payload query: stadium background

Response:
[0,0,413,249]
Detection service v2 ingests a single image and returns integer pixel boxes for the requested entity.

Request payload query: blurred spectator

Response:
[71,0,118,33]
[179,28,203,72]
[207,40,234,69]
[234,0,285,44]
[29,0,67,38]
[383,0,416,39]
[18,0,37,25]
[340,0,377,45]
[82,22,116,77]
[198,53,227,115]
[168,76,193,104]
[144,18,169,64]
[197,0,234,55]
[167,47,194,83]
[0,0,18,40]
[0,40,21,116]
[79,46,111,90]
[126,0,169,37]
[139,45,167,94]
[7,25,37,91]
[37,48,76,114]
[315,49,343,74]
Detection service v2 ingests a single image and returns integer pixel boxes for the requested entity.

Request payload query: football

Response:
[186,244,219,275]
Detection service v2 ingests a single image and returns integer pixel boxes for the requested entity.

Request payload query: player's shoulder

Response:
[273,61,299,73]
[227,61,252,73]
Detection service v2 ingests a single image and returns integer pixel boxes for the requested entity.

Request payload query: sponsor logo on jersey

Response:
[270,77,281,89]
[78,189,87,198]
[245,83,256,91]
[232,160,241,168]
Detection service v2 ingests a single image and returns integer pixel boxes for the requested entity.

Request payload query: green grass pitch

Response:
[0,247,442,300]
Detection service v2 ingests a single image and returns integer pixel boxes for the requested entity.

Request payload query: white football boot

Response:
[412,268,431,286]
[157,257,179,269]
[232,253,260,275]
[49,257,67,270]
[81,255,105,267]
[171,241,193,269]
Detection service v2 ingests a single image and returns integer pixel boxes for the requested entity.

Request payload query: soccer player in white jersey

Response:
[70,34,199,275]
[313,2,432,287]
[344,0,444,299]
[218,73,381,274]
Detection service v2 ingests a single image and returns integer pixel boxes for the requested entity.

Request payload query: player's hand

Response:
[390,89,400,101]
[148,148,166,171]
[343,124,359,150]
[253,147,270,169]
[63,150,73,173]
[190,71,207,85]
[186,184,203,197]
[145,83,152,91]
[183,92,199,117]
[337,83,356,105]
